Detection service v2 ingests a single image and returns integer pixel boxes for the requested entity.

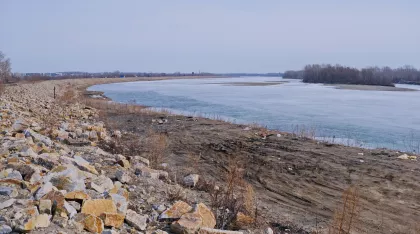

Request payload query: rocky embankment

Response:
[0,80,262,234]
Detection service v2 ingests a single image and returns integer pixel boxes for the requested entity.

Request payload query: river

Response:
[88,77,420,151]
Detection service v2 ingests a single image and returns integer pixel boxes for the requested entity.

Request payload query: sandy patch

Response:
[209,81,287,86]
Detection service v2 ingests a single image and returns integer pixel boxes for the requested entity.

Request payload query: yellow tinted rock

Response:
[160,201,192,219]
[83,214,104,233]
[22,217,36,231]
[171,213,202,234]
[65,191,91,200]
[193,203,216,228]
[100,212,125,228]
[35,214,51,228]
[81,199,117,217]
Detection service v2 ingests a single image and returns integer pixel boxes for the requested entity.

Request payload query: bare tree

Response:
[0,51,12,83]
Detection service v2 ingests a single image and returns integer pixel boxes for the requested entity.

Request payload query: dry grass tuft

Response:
[329,186,361,234]
[209,157,259,230]
[167,185,187,202]
[146,130,168,168]
[57,84,77,104]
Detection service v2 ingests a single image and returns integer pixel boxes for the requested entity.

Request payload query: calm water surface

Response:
[88,77,420,151]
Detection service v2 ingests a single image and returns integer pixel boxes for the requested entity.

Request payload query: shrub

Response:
[209,158,258,230]
[167,185,187,202]
[146,130,168,168]
[329,186,361,234]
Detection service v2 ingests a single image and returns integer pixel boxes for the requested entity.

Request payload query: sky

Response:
[1,1,420,73]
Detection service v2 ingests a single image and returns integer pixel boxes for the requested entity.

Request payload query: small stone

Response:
[171,213,202,234]
[35,214,51,228]
[135,166,159,179]
[115,154,126,161]
[53,216,68,228]
[183,174,199,187]
[89,131,98,141]
[45,165,86,191]
[112,130,122,138]
[102,229,119,234]
[398,154,409,159]
[35,182,54,200]
[99,212,125,228]
[87,175,114,194]
[81,199,118,217]
[39,199,52,214]
[0,187,14,196]
[16,216,37,232]
[74,156,99,175]
[264,227,274,234]
[65,190,91,200]
[193,203,216,228]
[68,201,81,211]
[152,204,166,213]
[42,190,66,216]
[115,170,131,183]
[82,214,104,233]
[12,119,29,132]
[118,159,130,169]
[0,199,15,210]
[7,171,23,180]
[0,225,12,234]
[125,209,147,231]
[109,193,128,214]
[133,156,150,167]
[19,146,37,157]
[63,201,77,219]
[151,230,168,234]
[160,201,192,220]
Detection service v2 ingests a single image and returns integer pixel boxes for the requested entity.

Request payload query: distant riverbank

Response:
[329,84,417,91]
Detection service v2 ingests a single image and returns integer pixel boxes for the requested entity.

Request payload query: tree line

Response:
[0,51,221,83]
[284,64,420,86]
[0,51,12,83]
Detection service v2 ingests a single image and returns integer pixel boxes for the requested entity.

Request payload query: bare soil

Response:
[94,103,420,233]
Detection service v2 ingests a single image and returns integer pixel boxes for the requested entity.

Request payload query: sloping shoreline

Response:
[83,79,420,233]
[0,78,418,233]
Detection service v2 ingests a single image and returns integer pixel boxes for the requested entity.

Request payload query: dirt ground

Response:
[92,101,420,233]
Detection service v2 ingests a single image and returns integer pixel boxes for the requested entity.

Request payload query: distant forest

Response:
[283,64,420,86]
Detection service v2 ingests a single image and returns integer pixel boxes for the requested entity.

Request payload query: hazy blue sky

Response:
[1,1,419,73]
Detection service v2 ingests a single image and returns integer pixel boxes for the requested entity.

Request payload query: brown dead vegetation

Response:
[145,130,169,169]
[329,186,361,234]
[207,158,260,230]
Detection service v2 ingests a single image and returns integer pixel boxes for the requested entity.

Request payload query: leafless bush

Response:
[145,130,168,168]
[57,84,78,104]
[167,185,187,202]
[0,51,11,84]
[329,186,361,234]
[209,158,259,230]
